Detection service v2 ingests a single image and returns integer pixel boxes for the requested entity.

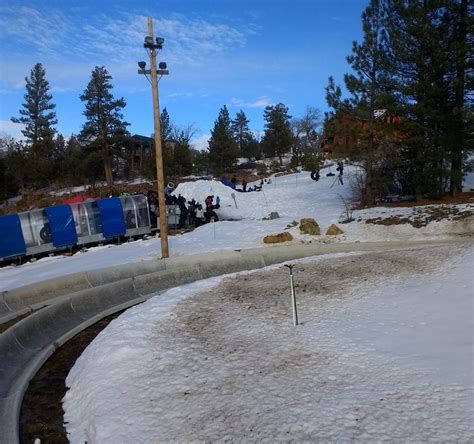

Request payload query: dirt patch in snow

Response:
[365,206,474,228]
[142,243,471,442]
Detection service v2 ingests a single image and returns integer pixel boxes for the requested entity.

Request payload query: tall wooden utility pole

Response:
[147,17,169,258]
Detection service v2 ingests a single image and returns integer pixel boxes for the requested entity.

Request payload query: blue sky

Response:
[0,0,367,149]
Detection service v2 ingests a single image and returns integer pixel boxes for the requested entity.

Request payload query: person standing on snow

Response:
[204,195,218,222]
[194,204,205,227]
[336,161,344,185]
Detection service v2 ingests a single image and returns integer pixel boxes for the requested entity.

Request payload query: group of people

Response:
[146,189,220,229]
[178,194,220,229]
[311,161,345,185]
[221,175,270,193]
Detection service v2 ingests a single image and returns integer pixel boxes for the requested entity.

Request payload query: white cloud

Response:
[0,7,250,92]
[0,6,70,58]
[191,134,210,152]
[0,121,25,140]
[0,7,247,66]
[165,91,195,99]
[231,96,273,109]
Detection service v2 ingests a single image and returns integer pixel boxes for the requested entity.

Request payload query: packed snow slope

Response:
[0,165,472,291]
[63,243,474,443]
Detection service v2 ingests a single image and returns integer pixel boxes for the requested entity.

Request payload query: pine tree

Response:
[11,63,57,188]
[383,0,469,197]
[80,66,129,186]
[446,0,473,195]
[0,137,23,199]
[262,103,293,165]
[341,0,396,204]
[60,135,85,187]
[231,110,250,156]
[208,105,238,173]
[12,63,57,144]
[171,126,194,177]
[160,108,174,179]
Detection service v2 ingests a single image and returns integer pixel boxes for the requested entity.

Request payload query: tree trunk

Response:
[104,158,113,186]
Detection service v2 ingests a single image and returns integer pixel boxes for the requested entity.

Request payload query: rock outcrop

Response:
[299,218,320,235]
[263,232,293,244]
[326,224,344,235]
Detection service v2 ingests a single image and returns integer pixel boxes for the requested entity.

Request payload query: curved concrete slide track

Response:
[0,240,453,443]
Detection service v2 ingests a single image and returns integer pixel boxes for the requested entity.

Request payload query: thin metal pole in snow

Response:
[262,189,270,213]
[285,264,299,326]
[212,216,216,239]
[330,175,339,188]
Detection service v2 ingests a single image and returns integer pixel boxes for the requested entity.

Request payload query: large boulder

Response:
[263,232,293,244]
[326,224,344,235]
[299,218,320,235]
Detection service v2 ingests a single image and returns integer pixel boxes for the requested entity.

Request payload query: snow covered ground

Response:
[4,163,470,442]
[0,165,472,291]
[63,243,473,443]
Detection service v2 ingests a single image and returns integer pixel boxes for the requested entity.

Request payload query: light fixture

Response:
[158,62,167,69]
[156,37,165,46]
[144,36,154,46]
[138,61,146,69]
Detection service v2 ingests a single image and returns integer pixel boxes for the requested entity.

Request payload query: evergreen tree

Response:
[230,110,260,160]
[262,103,293,164]
[340,0,396,204]
[191,149,210,176]
[11,63,57,144]
[242,133,261,161]
[80,66,129,186]
[171,126,194,177]
[0,137,22,199]
[208,105,238,173]
[383,0,472,197]
[0,137,28,194]
[160,108,173,179]
[231,110,251,157]
[11,63,57,188]
[60,135,86,187]
[446,0,473,195]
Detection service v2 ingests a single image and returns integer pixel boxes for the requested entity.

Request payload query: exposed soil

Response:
[383,192,474,207]
[19,310,128,444]
[365,205,474,228]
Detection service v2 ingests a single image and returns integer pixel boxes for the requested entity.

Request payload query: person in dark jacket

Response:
[178,200,188,228]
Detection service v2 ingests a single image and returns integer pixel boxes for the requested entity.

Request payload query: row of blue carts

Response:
[0,195,180,262]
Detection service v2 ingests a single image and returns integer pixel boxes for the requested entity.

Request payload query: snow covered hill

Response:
[0,165,472,292]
